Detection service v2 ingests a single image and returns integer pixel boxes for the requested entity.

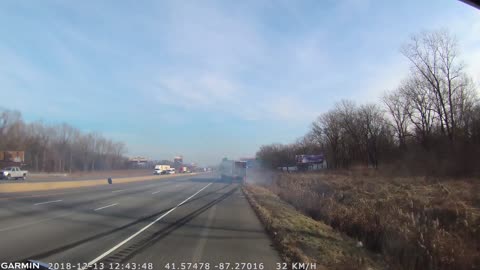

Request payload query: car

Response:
[0,167,28,180]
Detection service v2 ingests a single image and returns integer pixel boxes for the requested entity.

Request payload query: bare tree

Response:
[400,76,436,146]
[383,89,410,148]
[312,111,343,168]
[358,104,390,168]
[0,108,130,172]
[401,30,472,142]
[258,29,479,176]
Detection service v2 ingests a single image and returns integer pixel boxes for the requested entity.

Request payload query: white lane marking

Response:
[94,203,119,211]
[152,190,161,194]
[80,182,213,270]
[0,212,73,232]
[111,189,125,193]
[34,200,62,206]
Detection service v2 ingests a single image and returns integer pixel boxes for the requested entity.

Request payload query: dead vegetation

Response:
[243,184,386,270]
[263,171,479,270]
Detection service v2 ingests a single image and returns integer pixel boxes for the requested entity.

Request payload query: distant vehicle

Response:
[154,164,171,175]
[219,159,246,182]
[154,169,168,175]
[0,167,28,180]
[180,166,190,173]
[168,168,176,174]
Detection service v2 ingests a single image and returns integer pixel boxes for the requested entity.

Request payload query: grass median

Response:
[243,184,385,270]
[0,173,197,193]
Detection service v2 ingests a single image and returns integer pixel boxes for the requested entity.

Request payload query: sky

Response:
[0,0,479,165]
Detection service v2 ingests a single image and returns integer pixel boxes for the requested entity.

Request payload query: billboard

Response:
[295,154,324,164]
[173,156,183,170]
[0,151,25,163]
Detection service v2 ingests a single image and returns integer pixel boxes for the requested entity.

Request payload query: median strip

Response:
[0,173,198,193]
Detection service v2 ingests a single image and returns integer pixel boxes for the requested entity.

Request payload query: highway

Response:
[0,173,280,270]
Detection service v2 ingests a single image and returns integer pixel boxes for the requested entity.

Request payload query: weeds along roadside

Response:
[264,172,479,270]
[242,184,385,270]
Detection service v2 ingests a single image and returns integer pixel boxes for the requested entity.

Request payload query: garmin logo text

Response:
[1,262,40,270]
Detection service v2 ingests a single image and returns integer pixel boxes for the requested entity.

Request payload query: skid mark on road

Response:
[100,185,239,265]
[19,206,176,262]
[0,212,74,232]
[192,204,217,262]
[80,182,213,270]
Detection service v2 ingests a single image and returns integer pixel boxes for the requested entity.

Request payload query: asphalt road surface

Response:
[0,173,280,270]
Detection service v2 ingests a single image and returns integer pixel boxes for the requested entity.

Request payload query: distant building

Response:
[173,156,183,171]
[128,156,149,168]
[181,162,197,172]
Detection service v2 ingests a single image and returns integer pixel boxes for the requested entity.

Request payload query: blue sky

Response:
[0,0,479,165]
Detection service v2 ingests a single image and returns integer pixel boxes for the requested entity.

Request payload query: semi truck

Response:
[219,158,246,182]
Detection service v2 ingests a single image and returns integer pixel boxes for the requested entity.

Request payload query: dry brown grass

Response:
[243,184,386,270]
[264,171,480,270]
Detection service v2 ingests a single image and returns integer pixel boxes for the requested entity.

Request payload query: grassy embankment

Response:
[244,184,385,270]
[247,171,479,270]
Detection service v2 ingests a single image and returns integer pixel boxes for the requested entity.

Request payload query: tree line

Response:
[257,30,480,176]
[0,110,128,172]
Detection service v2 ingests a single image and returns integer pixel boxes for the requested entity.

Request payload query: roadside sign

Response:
[295,154,324,164]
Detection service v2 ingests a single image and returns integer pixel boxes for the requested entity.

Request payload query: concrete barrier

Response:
[0,173,197,193]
